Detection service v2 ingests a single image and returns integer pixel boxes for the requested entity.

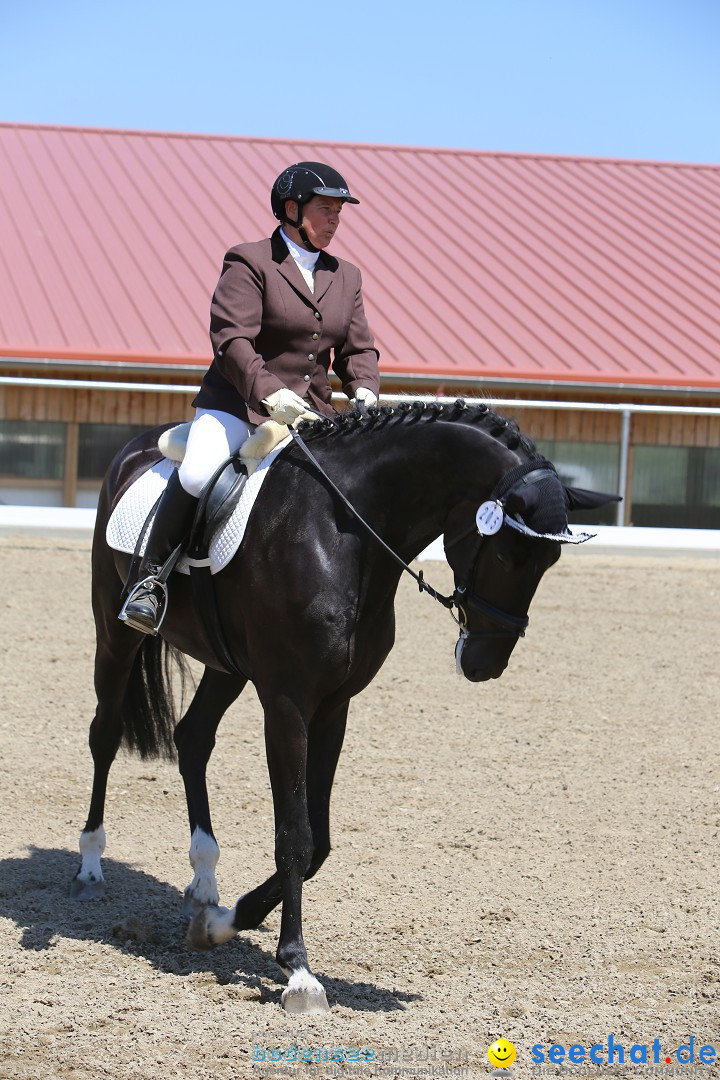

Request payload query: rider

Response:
[120,161,381,635]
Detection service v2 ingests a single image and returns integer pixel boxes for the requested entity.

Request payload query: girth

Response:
[185,455,252,680]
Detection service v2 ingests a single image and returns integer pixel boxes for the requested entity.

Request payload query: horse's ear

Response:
[564,485,621,511]
[504,485,540,518]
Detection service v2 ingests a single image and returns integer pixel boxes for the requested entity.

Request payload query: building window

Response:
[0,420,65,479]
[78,424,149,480]
[631,445,720,528]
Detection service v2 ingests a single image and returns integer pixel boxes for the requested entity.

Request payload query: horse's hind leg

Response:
[71,636,142,900]
[173,667,247,918]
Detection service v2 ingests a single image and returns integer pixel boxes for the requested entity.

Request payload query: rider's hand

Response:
[352,387,378,409]
[262,388,316,425]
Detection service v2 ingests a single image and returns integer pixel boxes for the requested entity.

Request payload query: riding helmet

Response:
[271,161,360,223]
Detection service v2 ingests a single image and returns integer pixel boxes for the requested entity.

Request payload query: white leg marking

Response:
[186,827,220,907]
[77,826,106,884]
[204,905,238,945]
[281,968,330,1015]
[187,902,237,949]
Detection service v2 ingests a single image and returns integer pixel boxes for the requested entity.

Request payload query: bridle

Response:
[441,463,568,640]
[288,430,566,643]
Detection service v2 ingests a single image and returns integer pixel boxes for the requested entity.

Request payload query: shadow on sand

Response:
[0,845,422,1013]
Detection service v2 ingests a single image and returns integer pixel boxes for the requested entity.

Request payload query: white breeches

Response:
[178,408,255,497]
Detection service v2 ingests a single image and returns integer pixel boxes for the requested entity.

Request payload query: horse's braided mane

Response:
[296,399,541,460]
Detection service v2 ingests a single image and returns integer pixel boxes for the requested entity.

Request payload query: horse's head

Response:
[444,462,617,682]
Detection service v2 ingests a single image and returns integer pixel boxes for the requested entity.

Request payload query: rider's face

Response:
[284,195,343,249]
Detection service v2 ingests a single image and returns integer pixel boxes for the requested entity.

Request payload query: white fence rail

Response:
[1,377,720,528]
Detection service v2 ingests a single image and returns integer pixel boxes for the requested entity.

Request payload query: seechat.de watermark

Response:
[530,1034,717,1068]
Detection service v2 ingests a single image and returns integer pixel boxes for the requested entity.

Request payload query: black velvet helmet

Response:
[271,161,359,224]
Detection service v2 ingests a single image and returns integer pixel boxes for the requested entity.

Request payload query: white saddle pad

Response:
[106,437,292,575]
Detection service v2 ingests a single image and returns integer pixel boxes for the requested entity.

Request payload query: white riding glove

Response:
[261,388,316,425]
[352,387,378,409]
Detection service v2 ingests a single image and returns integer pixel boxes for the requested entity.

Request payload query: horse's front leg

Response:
[174,667,247,918]
[187,696,328,1013]
[265,708,329,1014]
[189,697,349,940]
[304,700,349,881]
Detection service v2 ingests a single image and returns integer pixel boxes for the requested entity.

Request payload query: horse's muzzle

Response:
[456,636,510,681]
[461,661,507,682]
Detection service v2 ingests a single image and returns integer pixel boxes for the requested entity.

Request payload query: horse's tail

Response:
[121,635,192,760]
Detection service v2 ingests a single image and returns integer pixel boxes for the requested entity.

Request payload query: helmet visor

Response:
[309,185,359,205]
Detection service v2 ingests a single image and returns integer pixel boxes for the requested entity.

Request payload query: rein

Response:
[288,426,530,637]
[288,427,456,612]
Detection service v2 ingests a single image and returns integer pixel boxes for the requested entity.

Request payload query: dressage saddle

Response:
[123,453,251,679]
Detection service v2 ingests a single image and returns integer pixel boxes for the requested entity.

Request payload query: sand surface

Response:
[0,536,718,1078]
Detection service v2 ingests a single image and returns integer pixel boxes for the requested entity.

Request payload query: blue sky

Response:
[2,0,718,163]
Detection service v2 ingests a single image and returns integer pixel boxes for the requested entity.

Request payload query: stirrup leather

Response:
[119,575,170,634]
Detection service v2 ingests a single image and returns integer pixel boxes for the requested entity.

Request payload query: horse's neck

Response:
[325,420,520,560]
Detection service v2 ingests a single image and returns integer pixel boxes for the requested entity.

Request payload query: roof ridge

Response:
[0,121,718,170]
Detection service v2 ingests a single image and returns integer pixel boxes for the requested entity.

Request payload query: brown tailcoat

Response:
[193,229,380,424]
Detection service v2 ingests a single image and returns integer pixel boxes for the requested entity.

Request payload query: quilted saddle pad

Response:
[106,436,291,575]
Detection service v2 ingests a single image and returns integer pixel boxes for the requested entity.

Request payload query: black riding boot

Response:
[119,470,198,635]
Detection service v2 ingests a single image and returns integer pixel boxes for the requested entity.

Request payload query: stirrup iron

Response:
[118,575,170,635]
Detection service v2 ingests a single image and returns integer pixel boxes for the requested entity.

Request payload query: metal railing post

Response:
[617,410,631,526]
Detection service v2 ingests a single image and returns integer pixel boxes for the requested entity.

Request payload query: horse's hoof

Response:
[186,904,236,950]
[187,908,216,950]
[69,875,105,901]
[281,985,330,1015]
[281,971,330,1015]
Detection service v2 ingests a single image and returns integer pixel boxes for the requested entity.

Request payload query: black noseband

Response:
[454,589,529,636]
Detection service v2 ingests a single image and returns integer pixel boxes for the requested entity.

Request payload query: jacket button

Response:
[312,332,319,340]
[304,374,311,381]
[314,311,321,319]
[308,353,315,361]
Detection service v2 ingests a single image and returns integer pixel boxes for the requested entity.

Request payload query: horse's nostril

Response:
[465,667,491,683]
[462,658,507,682]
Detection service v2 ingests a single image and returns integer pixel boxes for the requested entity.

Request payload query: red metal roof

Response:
[1,122,719,389]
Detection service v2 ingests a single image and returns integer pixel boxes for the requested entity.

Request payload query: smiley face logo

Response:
[487,1038,516,1068]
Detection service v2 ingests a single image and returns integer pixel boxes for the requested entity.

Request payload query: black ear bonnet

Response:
[496,462,569,535]
[489,460,620,543]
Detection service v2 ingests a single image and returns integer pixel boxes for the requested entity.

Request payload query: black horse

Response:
[72,399,613,1014]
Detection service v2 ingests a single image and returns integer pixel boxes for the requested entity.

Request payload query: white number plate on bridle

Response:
[475,500,504,535]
